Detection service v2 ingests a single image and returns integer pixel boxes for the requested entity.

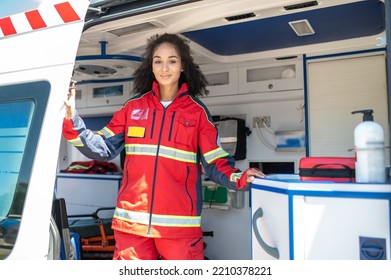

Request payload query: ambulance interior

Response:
[50,0,390,260]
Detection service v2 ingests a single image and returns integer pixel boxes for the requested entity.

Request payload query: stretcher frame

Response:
[67,207,115,256]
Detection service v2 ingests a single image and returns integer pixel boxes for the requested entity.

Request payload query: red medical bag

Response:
[299,157,356,182]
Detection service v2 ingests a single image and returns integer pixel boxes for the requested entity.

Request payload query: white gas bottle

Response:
[352,109,386,183]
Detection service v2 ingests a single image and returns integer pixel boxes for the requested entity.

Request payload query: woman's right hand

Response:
[64,81,76,119]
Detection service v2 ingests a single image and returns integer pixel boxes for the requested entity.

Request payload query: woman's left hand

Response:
[245,168,266,183]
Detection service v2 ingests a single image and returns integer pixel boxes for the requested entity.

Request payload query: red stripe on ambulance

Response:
[25,10,47,30]
[0,1,82,38]
[54,2,81,23]
[0,17,17,36]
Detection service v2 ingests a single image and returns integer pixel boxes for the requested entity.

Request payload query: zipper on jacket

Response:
[147,107,166,236]
[168,111,176,141]
[185,166,193,214]
[150,109,156,139]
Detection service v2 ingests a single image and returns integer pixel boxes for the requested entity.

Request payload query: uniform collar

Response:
[151,81,189,101]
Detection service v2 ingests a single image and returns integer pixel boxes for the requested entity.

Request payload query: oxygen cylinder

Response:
[352,109,386,183]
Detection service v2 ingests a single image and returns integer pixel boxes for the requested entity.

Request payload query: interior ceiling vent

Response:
[284,1,318,11]
[289,19,315,36]
[225,12,256,22]
[108,20,166,37]
[74,65,117,75]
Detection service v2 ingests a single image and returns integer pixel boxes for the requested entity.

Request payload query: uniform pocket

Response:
[175,114,198,147]
[188,237,205,260]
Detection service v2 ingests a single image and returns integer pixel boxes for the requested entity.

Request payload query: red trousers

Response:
[112,230,204,260]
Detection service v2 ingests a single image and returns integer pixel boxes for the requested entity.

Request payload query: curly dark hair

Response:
[132,33,209,97]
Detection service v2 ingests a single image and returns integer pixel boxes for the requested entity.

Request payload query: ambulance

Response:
[0,0,390,261]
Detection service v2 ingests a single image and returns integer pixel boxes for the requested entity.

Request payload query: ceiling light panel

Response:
[289,19,315,36]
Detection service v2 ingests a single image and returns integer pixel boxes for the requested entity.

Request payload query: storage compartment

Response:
[56,173,122,218]
[202,180,245,210]
[239,60,303,93]
[202,67,238,96]
[86,81,132,107]
[203,185,228,204]
[202,181,230,210]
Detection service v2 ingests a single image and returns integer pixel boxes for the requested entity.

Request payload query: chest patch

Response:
[127,126,145,138]
[131,108,149,120]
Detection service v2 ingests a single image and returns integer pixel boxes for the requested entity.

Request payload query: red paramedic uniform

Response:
[62,82,251,259]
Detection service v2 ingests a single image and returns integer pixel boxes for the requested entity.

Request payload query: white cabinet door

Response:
[295,196,390,260]
[56,174,122,219]
[307,53,388,160]
[239,60,303,93]
[202,66,238,97]
[251,188,290,260]
[86,81,132,107]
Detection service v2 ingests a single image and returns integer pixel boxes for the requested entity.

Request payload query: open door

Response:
[0,0,90,260]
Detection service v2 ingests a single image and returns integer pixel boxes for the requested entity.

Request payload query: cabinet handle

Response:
[361,246,385,260]
[252,207,279,259]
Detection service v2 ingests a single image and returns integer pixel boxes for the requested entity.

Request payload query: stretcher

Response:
[55,201,214,260]
[67,207,115,259]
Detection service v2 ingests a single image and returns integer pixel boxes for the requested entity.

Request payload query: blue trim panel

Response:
[302,54,309,157]
[288,195,294,260]
[252,183,391,199]
[182,1,385,56]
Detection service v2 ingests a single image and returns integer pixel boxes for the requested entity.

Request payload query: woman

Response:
[63,33,265,260]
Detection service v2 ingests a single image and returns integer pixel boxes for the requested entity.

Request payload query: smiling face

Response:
[152,42,182,96]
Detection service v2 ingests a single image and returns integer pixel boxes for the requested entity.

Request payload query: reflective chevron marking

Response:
[0,1,84,38]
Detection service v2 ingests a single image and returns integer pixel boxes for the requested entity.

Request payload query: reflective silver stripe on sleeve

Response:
[98,126,115,138]
[204,147,229,164]
[68,137,84,147]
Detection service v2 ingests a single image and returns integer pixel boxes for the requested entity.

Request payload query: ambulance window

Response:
[0,81,49,259]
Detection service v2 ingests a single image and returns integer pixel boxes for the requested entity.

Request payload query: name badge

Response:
[127,126,145,138]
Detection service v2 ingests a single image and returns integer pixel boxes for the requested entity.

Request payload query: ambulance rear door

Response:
[0,0,90,260]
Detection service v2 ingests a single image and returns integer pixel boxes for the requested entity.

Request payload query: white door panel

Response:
[0,0,90,260]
